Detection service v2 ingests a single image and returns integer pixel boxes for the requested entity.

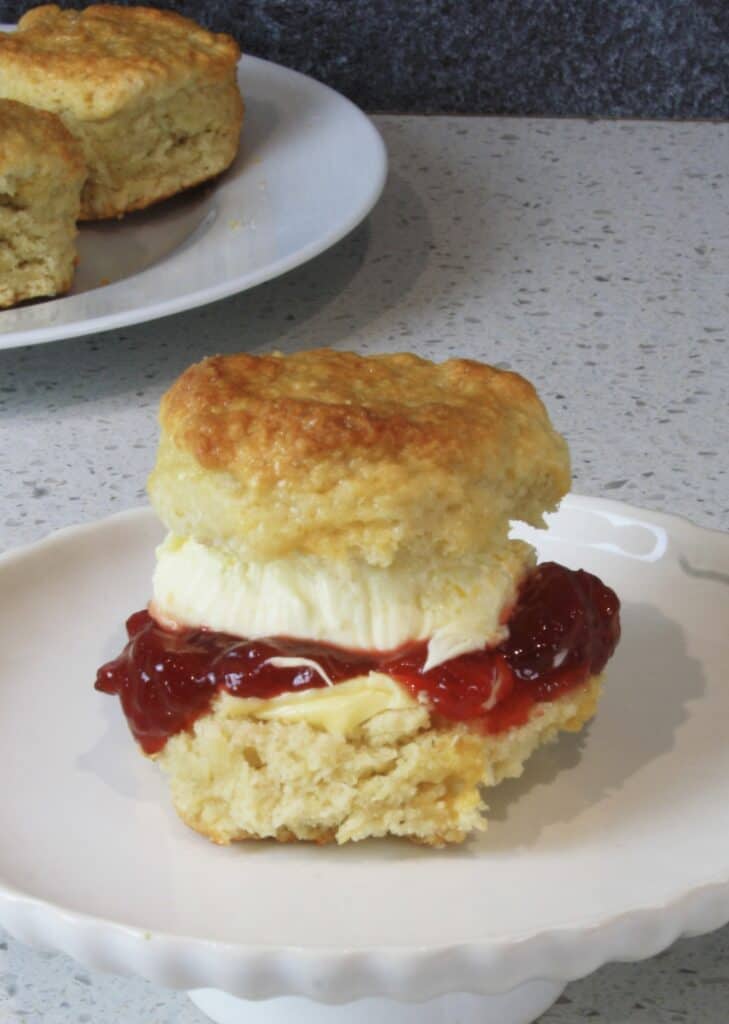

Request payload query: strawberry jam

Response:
[96,562,620,754]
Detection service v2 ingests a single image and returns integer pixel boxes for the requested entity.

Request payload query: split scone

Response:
[96,350,621,846]
[0,5,243,220]
[0,99,85,309]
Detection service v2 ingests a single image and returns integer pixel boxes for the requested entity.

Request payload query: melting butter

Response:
[216,672,417,735]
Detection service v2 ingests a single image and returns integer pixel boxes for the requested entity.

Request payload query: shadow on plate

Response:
[73,186,218,292]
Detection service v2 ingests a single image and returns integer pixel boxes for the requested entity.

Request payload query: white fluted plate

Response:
[0,496,728,1005]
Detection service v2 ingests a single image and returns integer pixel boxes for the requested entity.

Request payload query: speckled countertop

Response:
[0,116,728,1021]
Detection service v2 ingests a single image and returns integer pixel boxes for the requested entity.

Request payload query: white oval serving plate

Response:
[0,42,387,350]
[0,497,728,1010]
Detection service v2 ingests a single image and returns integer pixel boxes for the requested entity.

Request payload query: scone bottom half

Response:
[95,349,621,847]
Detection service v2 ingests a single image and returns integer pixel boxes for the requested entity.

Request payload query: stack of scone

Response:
[0,4,243,306]
[96,349,621,846]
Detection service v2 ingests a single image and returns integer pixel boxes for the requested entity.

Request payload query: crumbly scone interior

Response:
[156,675,602,846]
[0,191,75,306]
[0,146,82,307]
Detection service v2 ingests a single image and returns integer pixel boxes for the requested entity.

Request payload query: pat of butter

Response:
[217,672,417,736]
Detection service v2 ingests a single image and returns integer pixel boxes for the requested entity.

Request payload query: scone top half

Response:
[149,349,570,567]
[0,5,241,121]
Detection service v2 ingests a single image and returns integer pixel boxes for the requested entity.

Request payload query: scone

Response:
[96,350,621,846]
[0,5,243,220]
[0,99,85,309]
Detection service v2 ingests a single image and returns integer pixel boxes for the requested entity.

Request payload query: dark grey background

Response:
[1,1,727,117]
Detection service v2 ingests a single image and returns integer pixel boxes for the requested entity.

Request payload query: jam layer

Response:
[96,562,620,754]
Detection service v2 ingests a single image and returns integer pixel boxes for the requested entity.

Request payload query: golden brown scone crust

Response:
[0,99,85,308]
[3,5,240,120]
[149,349,571,565]
[0,5,243,219]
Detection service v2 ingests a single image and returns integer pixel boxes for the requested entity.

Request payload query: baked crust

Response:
[2,5,240,120]
[149,349,571,565]
[0,5,243,219]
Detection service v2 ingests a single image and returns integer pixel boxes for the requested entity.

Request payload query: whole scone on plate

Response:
[0,4,243,220]
[96,349,621,846]
[0,98,85,309]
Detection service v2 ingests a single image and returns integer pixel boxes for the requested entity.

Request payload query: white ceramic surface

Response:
[0,47,387,349]
[1,496,728,1007]
[187,981,567,1024]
